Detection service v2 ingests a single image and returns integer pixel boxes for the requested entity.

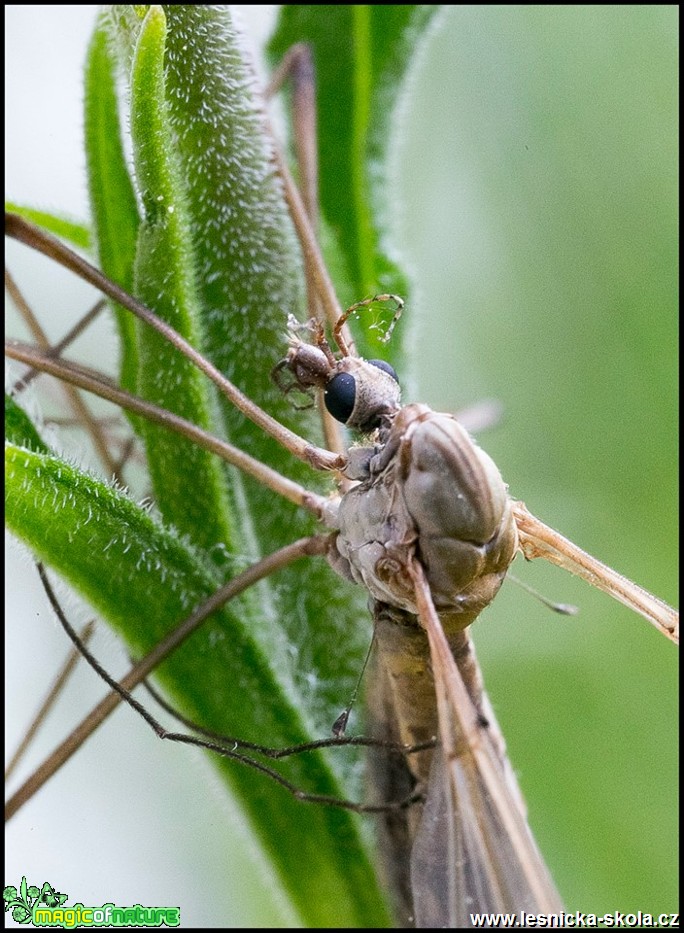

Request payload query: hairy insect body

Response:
[333,403,518,633]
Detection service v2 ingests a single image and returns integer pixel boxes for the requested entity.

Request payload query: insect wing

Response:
[410,562,562,927]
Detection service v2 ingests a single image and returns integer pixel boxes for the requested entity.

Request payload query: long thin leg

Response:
[6,213,345,473]
[512,501,679,643]
[7,556,429,819]
[4,620,95,781]
[267,44,319,247]
[9,291,106,395]
[6,339,330,518]
[265,46,350,461]
[5,536,329,820]
[138,676,435,761]
[5,270,120,480]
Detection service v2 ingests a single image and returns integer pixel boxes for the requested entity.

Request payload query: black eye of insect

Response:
[324,372,356,424]
[324,358,401,430]
[368,359,398,382]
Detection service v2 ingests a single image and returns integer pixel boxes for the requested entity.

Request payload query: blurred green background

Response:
[6,5,677,925]
[395,5,677,918]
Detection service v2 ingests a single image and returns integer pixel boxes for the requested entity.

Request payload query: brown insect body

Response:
[5,9,677,927]
[280,325,517,637]
[334,403,517,632]
[280,325,560,926]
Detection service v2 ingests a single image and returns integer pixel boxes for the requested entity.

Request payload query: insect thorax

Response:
[331,403,518,632]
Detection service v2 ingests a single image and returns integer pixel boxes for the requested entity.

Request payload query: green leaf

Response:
[84,16,140,396]
[4,203,90,251]
[5,439,385,927]
[4,395,49,453]
[5,4,425,921]
[117,5,235,550]
[7,5,395,927]
[269,5,438,362]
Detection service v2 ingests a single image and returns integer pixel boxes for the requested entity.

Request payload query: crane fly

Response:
[6,213,678,924]
[5,5,678,928]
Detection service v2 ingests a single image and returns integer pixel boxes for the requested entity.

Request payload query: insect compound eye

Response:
[367,359,399,384]
[324,371,357,424]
